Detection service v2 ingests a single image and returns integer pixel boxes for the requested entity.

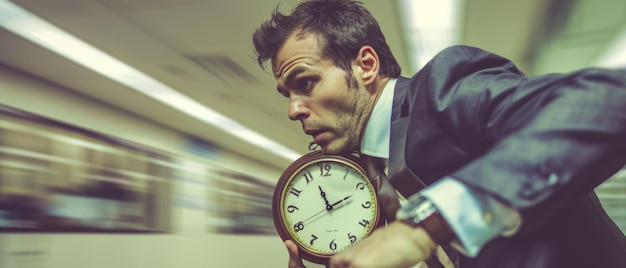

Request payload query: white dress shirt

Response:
[360,78,521,257]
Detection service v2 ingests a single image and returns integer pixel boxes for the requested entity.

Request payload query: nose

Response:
[288,96,309,121]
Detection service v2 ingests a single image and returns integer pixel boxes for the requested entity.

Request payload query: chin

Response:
[320,142,355,155]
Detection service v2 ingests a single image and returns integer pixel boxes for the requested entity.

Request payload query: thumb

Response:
[285,240,307,268]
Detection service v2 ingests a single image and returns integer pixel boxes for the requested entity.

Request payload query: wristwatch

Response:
[396,195,457,245]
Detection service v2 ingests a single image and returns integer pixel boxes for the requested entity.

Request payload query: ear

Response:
[354,46,380,86]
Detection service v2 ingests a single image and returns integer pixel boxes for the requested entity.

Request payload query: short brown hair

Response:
[253,0,401,78]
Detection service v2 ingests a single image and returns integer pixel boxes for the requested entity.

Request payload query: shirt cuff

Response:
[419,177,521,257]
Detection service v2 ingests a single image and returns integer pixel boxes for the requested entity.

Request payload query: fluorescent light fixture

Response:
[0,0,301,161]
[398,0,462,73]
[594,26,626,69]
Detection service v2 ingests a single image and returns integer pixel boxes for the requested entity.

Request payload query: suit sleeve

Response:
[427,46,626,233]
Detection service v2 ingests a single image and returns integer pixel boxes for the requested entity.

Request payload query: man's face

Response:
[273,33,373,154]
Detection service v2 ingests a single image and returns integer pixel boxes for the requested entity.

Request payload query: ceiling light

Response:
[594,26,626,69]
[398,0,463,73]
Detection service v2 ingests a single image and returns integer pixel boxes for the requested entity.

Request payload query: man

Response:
[253,0,626,267]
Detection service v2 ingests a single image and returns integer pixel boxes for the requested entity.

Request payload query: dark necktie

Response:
[360,154,401,223]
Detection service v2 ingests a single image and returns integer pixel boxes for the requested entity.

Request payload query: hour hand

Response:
[330,194,353,208]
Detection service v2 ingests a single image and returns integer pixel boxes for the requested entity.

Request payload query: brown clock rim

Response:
[271,151,382,264]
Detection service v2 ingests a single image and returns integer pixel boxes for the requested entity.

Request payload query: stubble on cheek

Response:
[326,95,365,153]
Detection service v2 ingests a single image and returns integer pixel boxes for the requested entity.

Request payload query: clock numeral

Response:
[329,239,337,251]
[320,163,331,177]
[343,169,349,180]
[348,233,357,244]
[287,205,299,213]
[361,201,371,209]
[310,234,318,245]
[358,219,370,227]
[294,221,304,232]
[356,182,365,190]
[304,170,314,184]
[290,187,302,197]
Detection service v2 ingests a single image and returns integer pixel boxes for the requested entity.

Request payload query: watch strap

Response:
[420,209,457,246]
[397,196,457,246]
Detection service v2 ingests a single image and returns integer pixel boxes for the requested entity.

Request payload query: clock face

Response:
[273,152,380,264]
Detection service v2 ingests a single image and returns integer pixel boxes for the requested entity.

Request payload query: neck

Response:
[357,76,391,155]
[371,77,389,109]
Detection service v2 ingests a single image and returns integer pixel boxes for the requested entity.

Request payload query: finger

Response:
[328,252,349,268]
[285,240,307,268]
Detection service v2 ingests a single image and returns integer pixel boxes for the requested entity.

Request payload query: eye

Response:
[296,78,315,91]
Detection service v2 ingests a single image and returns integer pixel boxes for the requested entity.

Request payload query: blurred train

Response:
[0,65,296,267]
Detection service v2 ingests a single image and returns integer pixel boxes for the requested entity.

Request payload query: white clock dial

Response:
[280,158,379,256]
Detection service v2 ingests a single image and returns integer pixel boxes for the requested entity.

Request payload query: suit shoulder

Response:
[422,45,522,78]
[435,45,491,58]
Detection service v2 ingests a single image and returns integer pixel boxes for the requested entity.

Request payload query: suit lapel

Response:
[388,77,426,198]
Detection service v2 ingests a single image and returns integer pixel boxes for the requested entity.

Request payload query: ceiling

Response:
[0,0,625,228]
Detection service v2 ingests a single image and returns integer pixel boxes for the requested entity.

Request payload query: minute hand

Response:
[319,185,333,210]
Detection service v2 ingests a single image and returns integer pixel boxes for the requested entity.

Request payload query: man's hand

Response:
[328,221,436,268]
[285,240,307,268]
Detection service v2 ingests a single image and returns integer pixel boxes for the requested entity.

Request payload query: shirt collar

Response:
[360,78,397,158]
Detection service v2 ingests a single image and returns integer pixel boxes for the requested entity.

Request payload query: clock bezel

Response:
[272,151,382,264]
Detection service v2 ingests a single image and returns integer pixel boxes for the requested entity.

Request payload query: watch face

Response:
[273,152,380,264]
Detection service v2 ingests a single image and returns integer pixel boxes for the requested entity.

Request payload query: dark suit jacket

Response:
[387,45,626,268]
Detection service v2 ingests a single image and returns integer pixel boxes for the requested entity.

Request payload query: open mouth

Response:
[305,129,321,136]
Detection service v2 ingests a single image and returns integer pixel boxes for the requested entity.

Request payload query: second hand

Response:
[293,194,353,232]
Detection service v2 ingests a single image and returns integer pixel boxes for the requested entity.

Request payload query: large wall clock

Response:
[272,151,381,264]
